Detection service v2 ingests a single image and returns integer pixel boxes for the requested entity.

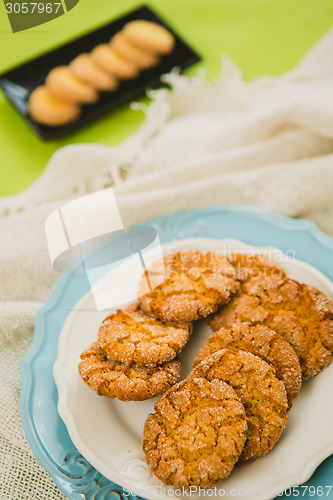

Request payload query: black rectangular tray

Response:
[0,5,201,140]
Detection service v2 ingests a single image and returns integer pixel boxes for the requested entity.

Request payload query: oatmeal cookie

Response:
[138,250,239,322]
[78,342,181,401]
[208,278,333,380]
[142,377,247,488]
[97,303,192,367]
[194,322,301,407]
[191,349,289,463]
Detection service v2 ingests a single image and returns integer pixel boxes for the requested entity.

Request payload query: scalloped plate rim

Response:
[19,273,79,494]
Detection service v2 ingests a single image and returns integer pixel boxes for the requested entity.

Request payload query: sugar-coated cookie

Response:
[111,32,159,70]
[70,54,119,91]
[191,349,289,464]
[123,20,175,55]
[226,253,286,293]
[209,277,333,380]
[194,322,302,407]
[78,342,181,401]
[97,303,192,367]
[207,253,286,331]
[46,66,99,104]
[142,377,247,487]
[28,85,81,126]
[138,249,239,322]
[91,44,139,79]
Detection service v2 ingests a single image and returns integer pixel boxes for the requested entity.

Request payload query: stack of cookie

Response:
[143,349,289,487]
[78,303,192,402]
[78,249,333,488]
[208,253,333,380]
[140,251,333,488]
[28,20,175,126]
[140,252,289,486]
[78,249,238,401]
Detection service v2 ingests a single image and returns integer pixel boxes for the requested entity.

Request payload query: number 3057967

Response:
[5,3,62,14]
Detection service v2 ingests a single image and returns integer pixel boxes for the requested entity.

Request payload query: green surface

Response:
[0,0,332,196]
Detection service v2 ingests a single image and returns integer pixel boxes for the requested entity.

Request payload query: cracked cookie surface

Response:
[226,253,286,292]
[206,253,285,330]
[208,278,333,380]
[97,303,192,367]
[191,349,288,463]
[142,377,247,488]
[78,342,181,401]
[138,250,239,322]
[194,322,301,407]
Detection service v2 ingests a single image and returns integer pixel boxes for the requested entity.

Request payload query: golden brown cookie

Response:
[123,20,175,55]
[70,54,119,91]
[91,44,139,79]
[111,32,160,69]
[46,66,99,104]
[226,253,286,293]
[194,322,302,407]
[28,85,81,126]
[138,250,239,322]
[207,253,286,332]
[142,377,247,488]
[78,342,181,401]
[191,349,288,463]
[97,303,192,367]
[208,278,333,380]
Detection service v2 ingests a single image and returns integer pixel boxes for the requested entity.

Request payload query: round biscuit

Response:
[210,278,333,380]
[28,85,81,126]
[194,322,302,407]
[142,377,247,488]
[226,253,286,292]
[191,349,289,463]
[97,303,192,367]
[123,20,175,55]
[46,66,99,104]
[110,32,160,69]
[207,253,286,331]
[138,249,239,322]
[91,44,139,79]
[70,54,119,91]
[78,342,181,401]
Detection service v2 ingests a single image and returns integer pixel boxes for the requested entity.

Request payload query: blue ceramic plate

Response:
[20,205,333,500]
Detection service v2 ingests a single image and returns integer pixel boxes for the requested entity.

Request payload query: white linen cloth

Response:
[1,29,333,499]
